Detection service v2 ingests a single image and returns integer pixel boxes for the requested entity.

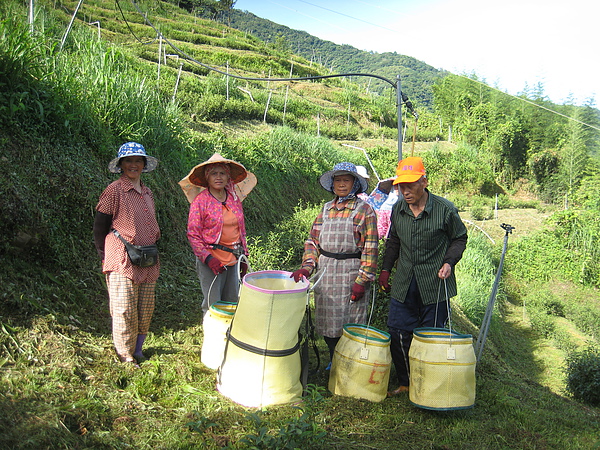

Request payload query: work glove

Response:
[350,282,365,301]
[290,268,310,283]
[240,261,248,278]
[206,256,225,275]
[378,270,391,293]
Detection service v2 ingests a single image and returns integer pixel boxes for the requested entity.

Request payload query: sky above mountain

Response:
[235,0,598,107]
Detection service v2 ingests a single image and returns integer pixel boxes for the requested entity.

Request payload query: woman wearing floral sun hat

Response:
[290,162,378,369]
[93,142,160,368]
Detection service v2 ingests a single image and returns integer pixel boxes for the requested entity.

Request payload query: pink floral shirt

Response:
[187,187,248,263]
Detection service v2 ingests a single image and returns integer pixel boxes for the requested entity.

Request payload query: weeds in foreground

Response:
[186,384,327,449]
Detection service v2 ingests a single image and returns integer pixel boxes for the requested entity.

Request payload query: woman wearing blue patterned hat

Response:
[93,142,160,368]
[291,162,378,368]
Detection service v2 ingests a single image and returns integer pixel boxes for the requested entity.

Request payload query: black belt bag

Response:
[318,246,362,260]
[113,230,158,268]
[210,243,243,258]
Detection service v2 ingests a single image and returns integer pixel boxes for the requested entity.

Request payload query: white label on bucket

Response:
[360,347,370,360]
[447,347,456,360]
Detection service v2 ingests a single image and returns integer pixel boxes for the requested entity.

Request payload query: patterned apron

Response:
[314,204,369,338]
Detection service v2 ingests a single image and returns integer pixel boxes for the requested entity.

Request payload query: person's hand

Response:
[207,256,225,275]
[350,283,365,301]
[438,263,452,280]
[378,270,391,293]
[240,261,248,278]
[290,268,310,282]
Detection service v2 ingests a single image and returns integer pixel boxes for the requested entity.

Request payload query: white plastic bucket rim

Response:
[243,270,310,294]
[412,327,473,342]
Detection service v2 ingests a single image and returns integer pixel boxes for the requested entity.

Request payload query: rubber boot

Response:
[133,334,147,363]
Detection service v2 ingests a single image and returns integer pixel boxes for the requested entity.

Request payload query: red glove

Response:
[351,283,365,301]
[206,256,225,275]
[290,269,310,283]
[378,270,391,293]
[240,262,248,278]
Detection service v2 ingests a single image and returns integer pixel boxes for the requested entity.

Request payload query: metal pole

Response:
[29,0,34,33]
[396,75,403,161]
[60,0,85,50]
[474,223,514,362]
[172,62,183,103]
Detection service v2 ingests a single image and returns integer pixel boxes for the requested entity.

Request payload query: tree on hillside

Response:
[171,0,236,21]
[498,111,530,177]
[579,98,600,158]
[557,107,589,208]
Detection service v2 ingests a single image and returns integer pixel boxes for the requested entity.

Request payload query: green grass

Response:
[2,0,600,448]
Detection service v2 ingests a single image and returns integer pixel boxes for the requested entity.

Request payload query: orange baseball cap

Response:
[392,156,426,184]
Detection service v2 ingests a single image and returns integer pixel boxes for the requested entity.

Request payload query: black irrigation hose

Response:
[115,0,157,45]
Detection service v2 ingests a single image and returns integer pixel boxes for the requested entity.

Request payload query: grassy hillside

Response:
[1,1,600,448]
[224,9,445,107]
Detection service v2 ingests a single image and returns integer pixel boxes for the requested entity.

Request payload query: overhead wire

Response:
[296,0,397,33]
[261,0,348,31]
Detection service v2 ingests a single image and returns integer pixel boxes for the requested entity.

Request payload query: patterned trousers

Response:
[106,272,155,362]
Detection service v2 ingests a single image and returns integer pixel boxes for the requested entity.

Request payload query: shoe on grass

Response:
[387,385,409,397]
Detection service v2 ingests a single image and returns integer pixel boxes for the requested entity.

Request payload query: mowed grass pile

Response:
[1,1,600,448]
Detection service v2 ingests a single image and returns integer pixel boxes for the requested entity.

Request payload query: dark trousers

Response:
[323,336,340,361]
[387,275,449,387]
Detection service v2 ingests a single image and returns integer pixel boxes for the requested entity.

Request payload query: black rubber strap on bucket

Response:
[226,330,300,357]
[300,305,320,395]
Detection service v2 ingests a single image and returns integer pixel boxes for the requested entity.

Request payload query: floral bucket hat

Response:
[319,162,369,194]
[108,142,158,174]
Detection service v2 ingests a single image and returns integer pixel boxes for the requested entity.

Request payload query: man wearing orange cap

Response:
[378,157,467,396]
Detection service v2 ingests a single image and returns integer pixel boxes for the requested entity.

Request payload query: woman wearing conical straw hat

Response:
[183,153,255,316]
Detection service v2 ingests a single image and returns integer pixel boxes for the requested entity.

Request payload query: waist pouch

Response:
[211,243,244,258]
[113,230,158,268]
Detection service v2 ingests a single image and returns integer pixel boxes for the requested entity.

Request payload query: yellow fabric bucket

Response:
[409,327,476,410]
[217,270,309,407]
[328,324,392,402]
[201,301,237,370]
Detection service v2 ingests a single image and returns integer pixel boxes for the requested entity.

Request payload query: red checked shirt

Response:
[96,175,160,284]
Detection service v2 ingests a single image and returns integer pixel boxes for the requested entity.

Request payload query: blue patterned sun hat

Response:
[108,142,158,173]
[319,162,368,194]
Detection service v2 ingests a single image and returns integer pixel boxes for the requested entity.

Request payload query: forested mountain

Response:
[222,9,445,107]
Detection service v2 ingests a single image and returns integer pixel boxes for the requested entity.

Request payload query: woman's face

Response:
[332,174,355,198]
[120,156,145,182]
[206,164,230,191]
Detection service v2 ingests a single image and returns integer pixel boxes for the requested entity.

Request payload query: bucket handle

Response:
[435,278,453,344]
[362,285,377,348]
[308,267,326,293]
[236,254,251,284]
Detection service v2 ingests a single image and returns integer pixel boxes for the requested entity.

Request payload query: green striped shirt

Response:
[382,190,467,305]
